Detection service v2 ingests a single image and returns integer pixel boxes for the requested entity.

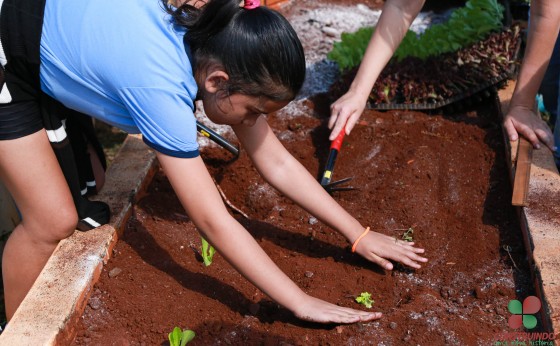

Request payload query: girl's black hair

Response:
[162,0,306,101]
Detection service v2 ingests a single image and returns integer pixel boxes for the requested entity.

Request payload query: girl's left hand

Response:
[291,294,383,324]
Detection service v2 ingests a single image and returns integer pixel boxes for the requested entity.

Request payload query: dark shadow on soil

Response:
[239,218,389,276]
[122,214,360,330]
[160,322,298,346]
[477,94,545,331]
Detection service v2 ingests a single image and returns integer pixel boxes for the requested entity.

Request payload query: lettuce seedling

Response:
[402,228,414,242]
[201,237,216,266]
[168,327,195,346]
[356,292,374,308]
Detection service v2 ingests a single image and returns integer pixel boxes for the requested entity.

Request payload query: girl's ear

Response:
[204,70,229,94]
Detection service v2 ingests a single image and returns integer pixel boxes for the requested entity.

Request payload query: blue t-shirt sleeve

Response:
[118,87,199,158]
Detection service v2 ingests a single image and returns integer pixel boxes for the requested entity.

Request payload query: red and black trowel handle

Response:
[320,129,346,186]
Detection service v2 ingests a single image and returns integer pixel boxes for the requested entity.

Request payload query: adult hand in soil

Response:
[292,295,382,324]
[503,105,556,151]
[354,231,427,270]
[328,90,368,140]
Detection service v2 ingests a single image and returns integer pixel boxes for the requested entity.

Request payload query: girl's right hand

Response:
[353,230,428,270]
[292,295,382,324]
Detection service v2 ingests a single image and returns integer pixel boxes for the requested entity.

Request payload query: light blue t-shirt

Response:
[40,0,199,158]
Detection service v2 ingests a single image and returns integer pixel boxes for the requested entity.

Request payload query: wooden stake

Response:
[511,137,533,206]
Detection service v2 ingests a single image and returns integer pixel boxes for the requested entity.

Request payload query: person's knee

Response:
[51,207,79,239]
[24,207,78,243]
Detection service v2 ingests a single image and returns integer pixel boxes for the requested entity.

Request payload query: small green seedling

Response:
[402,228,414,242]
[355,292,374,308]
[201,237,216,266]
[168,326,195,346]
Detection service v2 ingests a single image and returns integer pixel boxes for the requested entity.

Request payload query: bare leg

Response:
[0,130,77,320]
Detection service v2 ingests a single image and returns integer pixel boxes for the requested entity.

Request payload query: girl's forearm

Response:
[268,156,365,243]
[205,216,309,310]
[510,0,560,109]
[235,120,365,247]
[349,0,425,98]
[157,152,308,311]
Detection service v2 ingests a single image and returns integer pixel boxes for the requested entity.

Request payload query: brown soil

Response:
[73,97,535,345]
[73,2,536,345]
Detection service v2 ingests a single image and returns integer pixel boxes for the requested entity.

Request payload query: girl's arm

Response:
[233,117,427,270]
[329,0,425,140]
[157,151,381,323]
[504,0,560,151]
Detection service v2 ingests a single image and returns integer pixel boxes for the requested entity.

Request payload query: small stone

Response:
[447,307,458,314]
[88,296,102,310]
[308,217,318,225]
[335,326,344,334]
[389,322,397,329]
[304,271,314,278]
[321,27,339,37]
[108,267,122,278]
[474,286,487,299]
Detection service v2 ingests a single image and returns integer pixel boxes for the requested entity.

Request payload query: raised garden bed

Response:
[4,0,559,345]
[70,1,547,345]
[73,95,536,345]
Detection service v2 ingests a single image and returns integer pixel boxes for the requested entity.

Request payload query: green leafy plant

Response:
[201,237,216,266]
[328,0,504,70]
[327,26,373,72]
[168,327,195,346]
[402,228,414,242]
[355,292,375,308]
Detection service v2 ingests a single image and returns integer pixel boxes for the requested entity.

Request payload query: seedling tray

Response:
[363,26,522,111]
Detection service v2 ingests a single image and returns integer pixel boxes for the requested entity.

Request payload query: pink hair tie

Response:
[244,0,260,9]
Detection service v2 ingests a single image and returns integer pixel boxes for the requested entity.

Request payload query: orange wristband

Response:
[351,227,370,253]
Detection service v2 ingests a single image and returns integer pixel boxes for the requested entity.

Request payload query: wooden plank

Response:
[511,137,533,206]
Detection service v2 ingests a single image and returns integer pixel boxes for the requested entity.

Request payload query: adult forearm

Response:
[349,0,425,98]
[510,0,560,109]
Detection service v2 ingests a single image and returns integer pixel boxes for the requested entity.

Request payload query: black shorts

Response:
[0,101,43,140]
[0,0,110,229]
[0,0,46,140]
